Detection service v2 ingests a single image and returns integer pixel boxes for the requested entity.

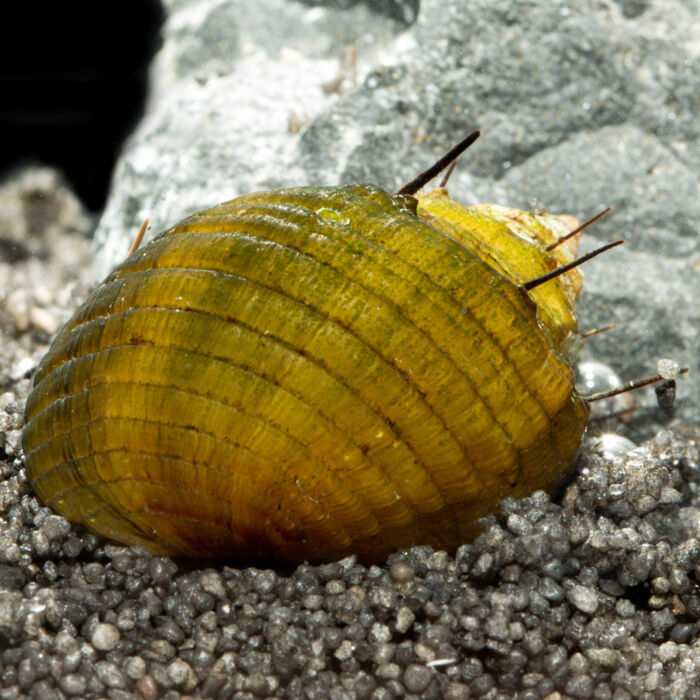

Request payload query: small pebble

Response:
[395,606,415,633]
[91,622,120,651]
[403,663,432,693]
[28,306,59,335]
[95,660,126,688]
[389,561,416,584]
[0,392,16,410]
[135,675,158,700]
[58,673,88,696]
[658,641,679,662]
[567,585,599,615]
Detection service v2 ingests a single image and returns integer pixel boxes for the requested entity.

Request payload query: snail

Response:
[21,131,682,563]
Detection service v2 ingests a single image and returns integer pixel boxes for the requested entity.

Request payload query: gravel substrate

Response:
[2,414,700,699]
[2,167,700,699]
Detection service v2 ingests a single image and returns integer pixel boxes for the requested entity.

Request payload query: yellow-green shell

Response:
[22,184,588,563]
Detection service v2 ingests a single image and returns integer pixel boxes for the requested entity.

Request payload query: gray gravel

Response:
[2,382,700,698]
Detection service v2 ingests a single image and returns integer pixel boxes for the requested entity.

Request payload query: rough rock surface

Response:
[93,0,698,427]
[2,0,700,697]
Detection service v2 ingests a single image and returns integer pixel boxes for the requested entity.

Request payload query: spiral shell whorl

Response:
[23,185,587,563]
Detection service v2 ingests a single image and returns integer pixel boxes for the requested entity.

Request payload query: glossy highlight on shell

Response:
[22,171,592,563]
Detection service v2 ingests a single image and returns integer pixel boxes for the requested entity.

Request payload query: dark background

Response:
[0,0,420,213]
[0,0,164,211]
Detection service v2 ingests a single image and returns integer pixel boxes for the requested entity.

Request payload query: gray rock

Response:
[93,0,403,277]
[93,0,698,428]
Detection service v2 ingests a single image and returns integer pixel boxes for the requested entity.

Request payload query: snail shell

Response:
[22,183,588,563]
